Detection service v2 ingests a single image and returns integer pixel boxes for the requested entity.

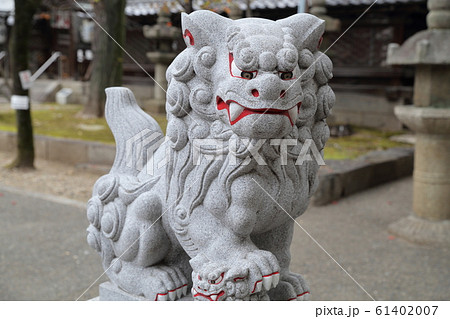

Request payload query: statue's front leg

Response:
[252,221,310,301]
[187,201,280,300]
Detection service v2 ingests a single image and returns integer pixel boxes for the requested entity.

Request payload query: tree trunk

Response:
[82,0,125,118]
[8,0,40,168]
[179,0,194,13]
[246,0,252,17]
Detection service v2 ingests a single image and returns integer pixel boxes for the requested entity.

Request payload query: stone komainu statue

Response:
[86,10,334,301]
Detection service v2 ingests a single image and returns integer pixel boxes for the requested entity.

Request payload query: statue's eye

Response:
[229,53,257,80]
[208,273,224,285]
[279,71,294,80]
[240,71,255,80]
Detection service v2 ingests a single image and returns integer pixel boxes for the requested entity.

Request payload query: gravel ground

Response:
[0,151,102,203]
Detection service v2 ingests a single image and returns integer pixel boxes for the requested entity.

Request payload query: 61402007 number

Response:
[376,306,438,316]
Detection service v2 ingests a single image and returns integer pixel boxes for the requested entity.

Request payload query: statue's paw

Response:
[244,250,280,294]
[149,265,189,301]
[268,272,310,301]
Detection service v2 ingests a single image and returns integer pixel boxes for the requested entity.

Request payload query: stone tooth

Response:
[254,281,262,293]
[273,273,280,287]
[229,102,244,122]
[288,106,298,123]
[263,276,273,291]
[169,290,176,301]
[210,294,218,301]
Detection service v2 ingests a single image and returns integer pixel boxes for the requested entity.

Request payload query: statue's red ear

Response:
[181,11,231,49]
[277,13,325,52]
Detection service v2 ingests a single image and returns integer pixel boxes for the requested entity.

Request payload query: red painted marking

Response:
[192,289,225,301]
[288,291,310,301]
[251,280,262,294]
[168,283,187,292]
[154,292,168,301]
[217,96,300,126]
[208,272,224,285]
[154,283,188,301]
[183,29,194,46]
[318,36,323,49]
[229,53,258,79]
[280,90,286,98]
[262,271,280,278]
[298,291,310,297]
[252,89,259,97]
[233,276,246,282]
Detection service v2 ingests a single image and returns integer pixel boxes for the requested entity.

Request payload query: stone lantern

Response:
[143,6,180,113]
[386,0,450,246]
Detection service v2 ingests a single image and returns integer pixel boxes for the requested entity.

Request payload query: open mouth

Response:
[192,288,225,301]
[217,97,301,126]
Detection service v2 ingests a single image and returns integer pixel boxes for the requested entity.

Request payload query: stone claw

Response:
[156,284,189,301]
[156,293,168,301]
[273,273,280,287]
[262,275,272,290]
[176,287,183,299]
[263,272,280,290]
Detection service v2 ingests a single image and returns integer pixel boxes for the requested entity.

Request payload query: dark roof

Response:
[125,0,298,16]
[325,0,424,6]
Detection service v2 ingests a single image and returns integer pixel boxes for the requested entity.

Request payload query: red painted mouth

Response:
[193,289,225,301]
[217,96,301,126]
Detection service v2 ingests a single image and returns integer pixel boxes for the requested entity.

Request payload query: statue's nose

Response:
[248,74,286,101]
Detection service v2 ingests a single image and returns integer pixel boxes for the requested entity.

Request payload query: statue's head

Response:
[190,256,269,301]
[166,11,328,141]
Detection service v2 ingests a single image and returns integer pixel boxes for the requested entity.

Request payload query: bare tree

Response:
[8,0,41,168]
[82,0,126,118]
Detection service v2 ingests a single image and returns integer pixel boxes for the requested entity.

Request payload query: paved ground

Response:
[0,177,449,301]
[0,151,101,203]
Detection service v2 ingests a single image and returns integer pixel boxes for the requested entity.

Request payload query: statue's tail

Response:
[105,87,164,176]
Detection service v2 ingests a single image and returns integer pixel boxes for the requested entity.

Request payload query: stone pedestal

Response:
[389,106,450,246]
[98,281,193,301]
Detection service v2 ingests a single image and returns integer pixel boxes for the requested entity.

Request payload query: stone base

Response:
[388,215,450,247]
[98,281,193,301]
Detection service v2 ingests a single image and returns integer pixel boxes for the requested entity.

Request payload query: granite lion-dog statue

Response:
[86,10,334,301]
